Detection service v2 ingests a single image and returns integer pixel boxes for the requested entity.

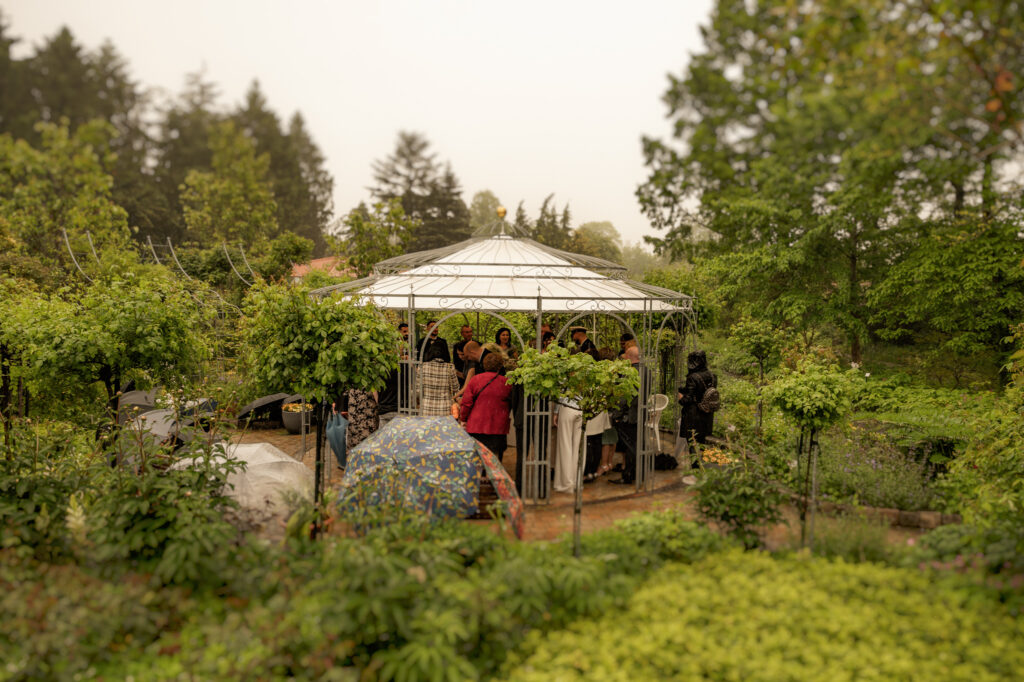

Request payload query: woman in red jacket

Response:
[460,352,511,461]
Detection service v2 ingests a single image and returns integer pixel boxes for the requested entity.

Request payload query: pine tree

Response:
[232,82,331,254]
[370,132,470,250]
[152,71,221,243]
[532,194,572,250]
[513,201,532,235]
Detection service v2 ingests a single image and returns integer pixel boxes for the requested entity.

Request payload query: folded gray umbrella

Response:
[325,412,349,469]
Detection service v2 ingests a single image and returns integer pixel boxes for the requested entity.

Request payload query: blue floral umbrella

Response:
[339,416,480,519]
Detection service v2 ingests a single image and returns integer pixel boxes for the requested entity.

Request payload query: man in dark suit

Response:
[421,320,450,363]
[609,346,642,485]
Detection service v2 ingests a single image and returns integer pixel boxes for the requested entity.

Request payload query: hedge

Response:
[503,549,1024,681]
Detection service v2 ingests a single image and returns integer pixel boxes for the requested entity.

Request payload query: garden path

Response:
[230,427,924,548]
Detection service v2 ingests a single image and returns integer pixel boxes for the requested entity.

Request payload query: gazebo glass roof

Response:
[312,234,691,313]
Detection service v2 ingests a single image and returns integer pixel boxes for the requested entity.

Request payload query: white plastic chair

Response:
[646,393,670,452]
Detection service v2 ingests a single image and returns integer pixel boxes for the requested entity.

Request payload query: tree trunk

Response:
[312,400,327,539]
[573,416,589,558]
[1,346,11,453]
[848,243,862,365]
[952,180,965,214]
[850,336,862,366]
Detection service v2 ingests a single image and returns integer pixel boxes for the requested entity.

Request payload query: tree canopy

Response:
[0,18,335,254]
[334,199,419,278]
[638,0,1024,365]
[239,282,402,403]
[180,121,279,245]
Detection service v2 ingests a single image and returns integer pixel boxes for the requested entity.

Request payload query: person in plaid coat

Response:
[417,342,459,416]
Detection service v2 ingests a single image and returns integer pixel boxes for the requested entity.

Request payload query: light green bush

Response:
[503,550,1024,681]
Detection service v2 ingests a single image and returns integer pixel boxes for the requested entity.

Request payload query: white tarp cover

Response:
[172,442,313,517]
[352,236,683,312]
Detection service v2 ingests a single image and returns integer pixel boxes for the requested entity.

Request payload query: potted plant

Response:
[281,400,314,434]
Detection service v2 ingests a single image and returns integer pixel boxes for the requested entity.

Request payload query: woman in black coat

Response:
[678,350,716,448]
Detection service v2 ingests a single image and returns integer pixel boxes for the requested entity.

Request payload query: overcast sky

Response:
[6,0,713,245]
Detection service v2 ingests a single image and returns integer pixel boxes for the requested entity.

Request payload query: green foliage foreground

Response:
[1,513,726,681]
[4,504,1022,681]
[504,550,1024,682]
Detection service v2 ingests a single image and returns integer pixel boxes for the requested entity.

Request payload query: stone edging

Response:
[815,500,961,530]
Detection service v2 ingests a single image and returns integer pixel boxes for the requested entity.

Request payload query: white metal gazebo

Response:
[312,217,695,502]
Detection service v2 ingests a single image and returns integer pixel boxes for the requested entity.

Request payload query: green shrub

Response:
[851,381,988,447]
[502,550,1024,681]
[0,555,192,681]
[695,461,785,549]
[802,511,892,563]
[816,428,939,511]
[101,512,726,680]
[1,419,245,585]
[83,444,244,585]
[901,523,1024,578]
[0,422,97,560]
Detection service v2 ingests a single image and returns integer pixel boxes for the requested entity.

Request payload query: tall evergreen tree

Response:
[231,81,331,253]
[370,131,470,250]
[152,71,222,243]
[0,11,32,138]
[512,201,532,235]
[287,112,334,253]
[532,194,572,250]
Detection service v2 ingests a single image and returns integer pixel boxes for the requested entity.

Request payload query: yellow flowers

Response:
[701,448,733,466]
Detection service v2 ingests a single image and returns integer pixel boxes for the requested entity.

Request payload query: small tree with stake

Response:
[730,316,787,432]
[765,360,855,548]
[240,281,400,530]
[507,344,638,557]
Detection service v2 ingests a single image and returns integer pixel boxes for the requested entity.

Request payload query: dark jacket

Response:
[421,336,451,364]
[679,351,716,444]
[611,362,642,425]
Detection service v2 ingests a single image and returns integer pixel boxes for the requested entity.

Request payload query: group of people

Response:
[336,319,717,494]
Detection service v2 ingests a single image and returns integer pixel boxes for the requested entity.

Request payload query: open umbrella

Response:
[339,416,480,520]
[338,416,525,538]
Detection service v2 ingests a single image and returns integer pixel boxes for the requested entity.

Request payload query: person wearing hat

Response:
[571,327,596,357]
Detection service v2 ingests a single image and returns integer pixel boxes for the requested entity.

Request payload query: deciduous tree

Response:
[180,121,278,245]
[334,199,419,277]
[468,189,502,232]
[0,120,132,282]
[571,221,622,262]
